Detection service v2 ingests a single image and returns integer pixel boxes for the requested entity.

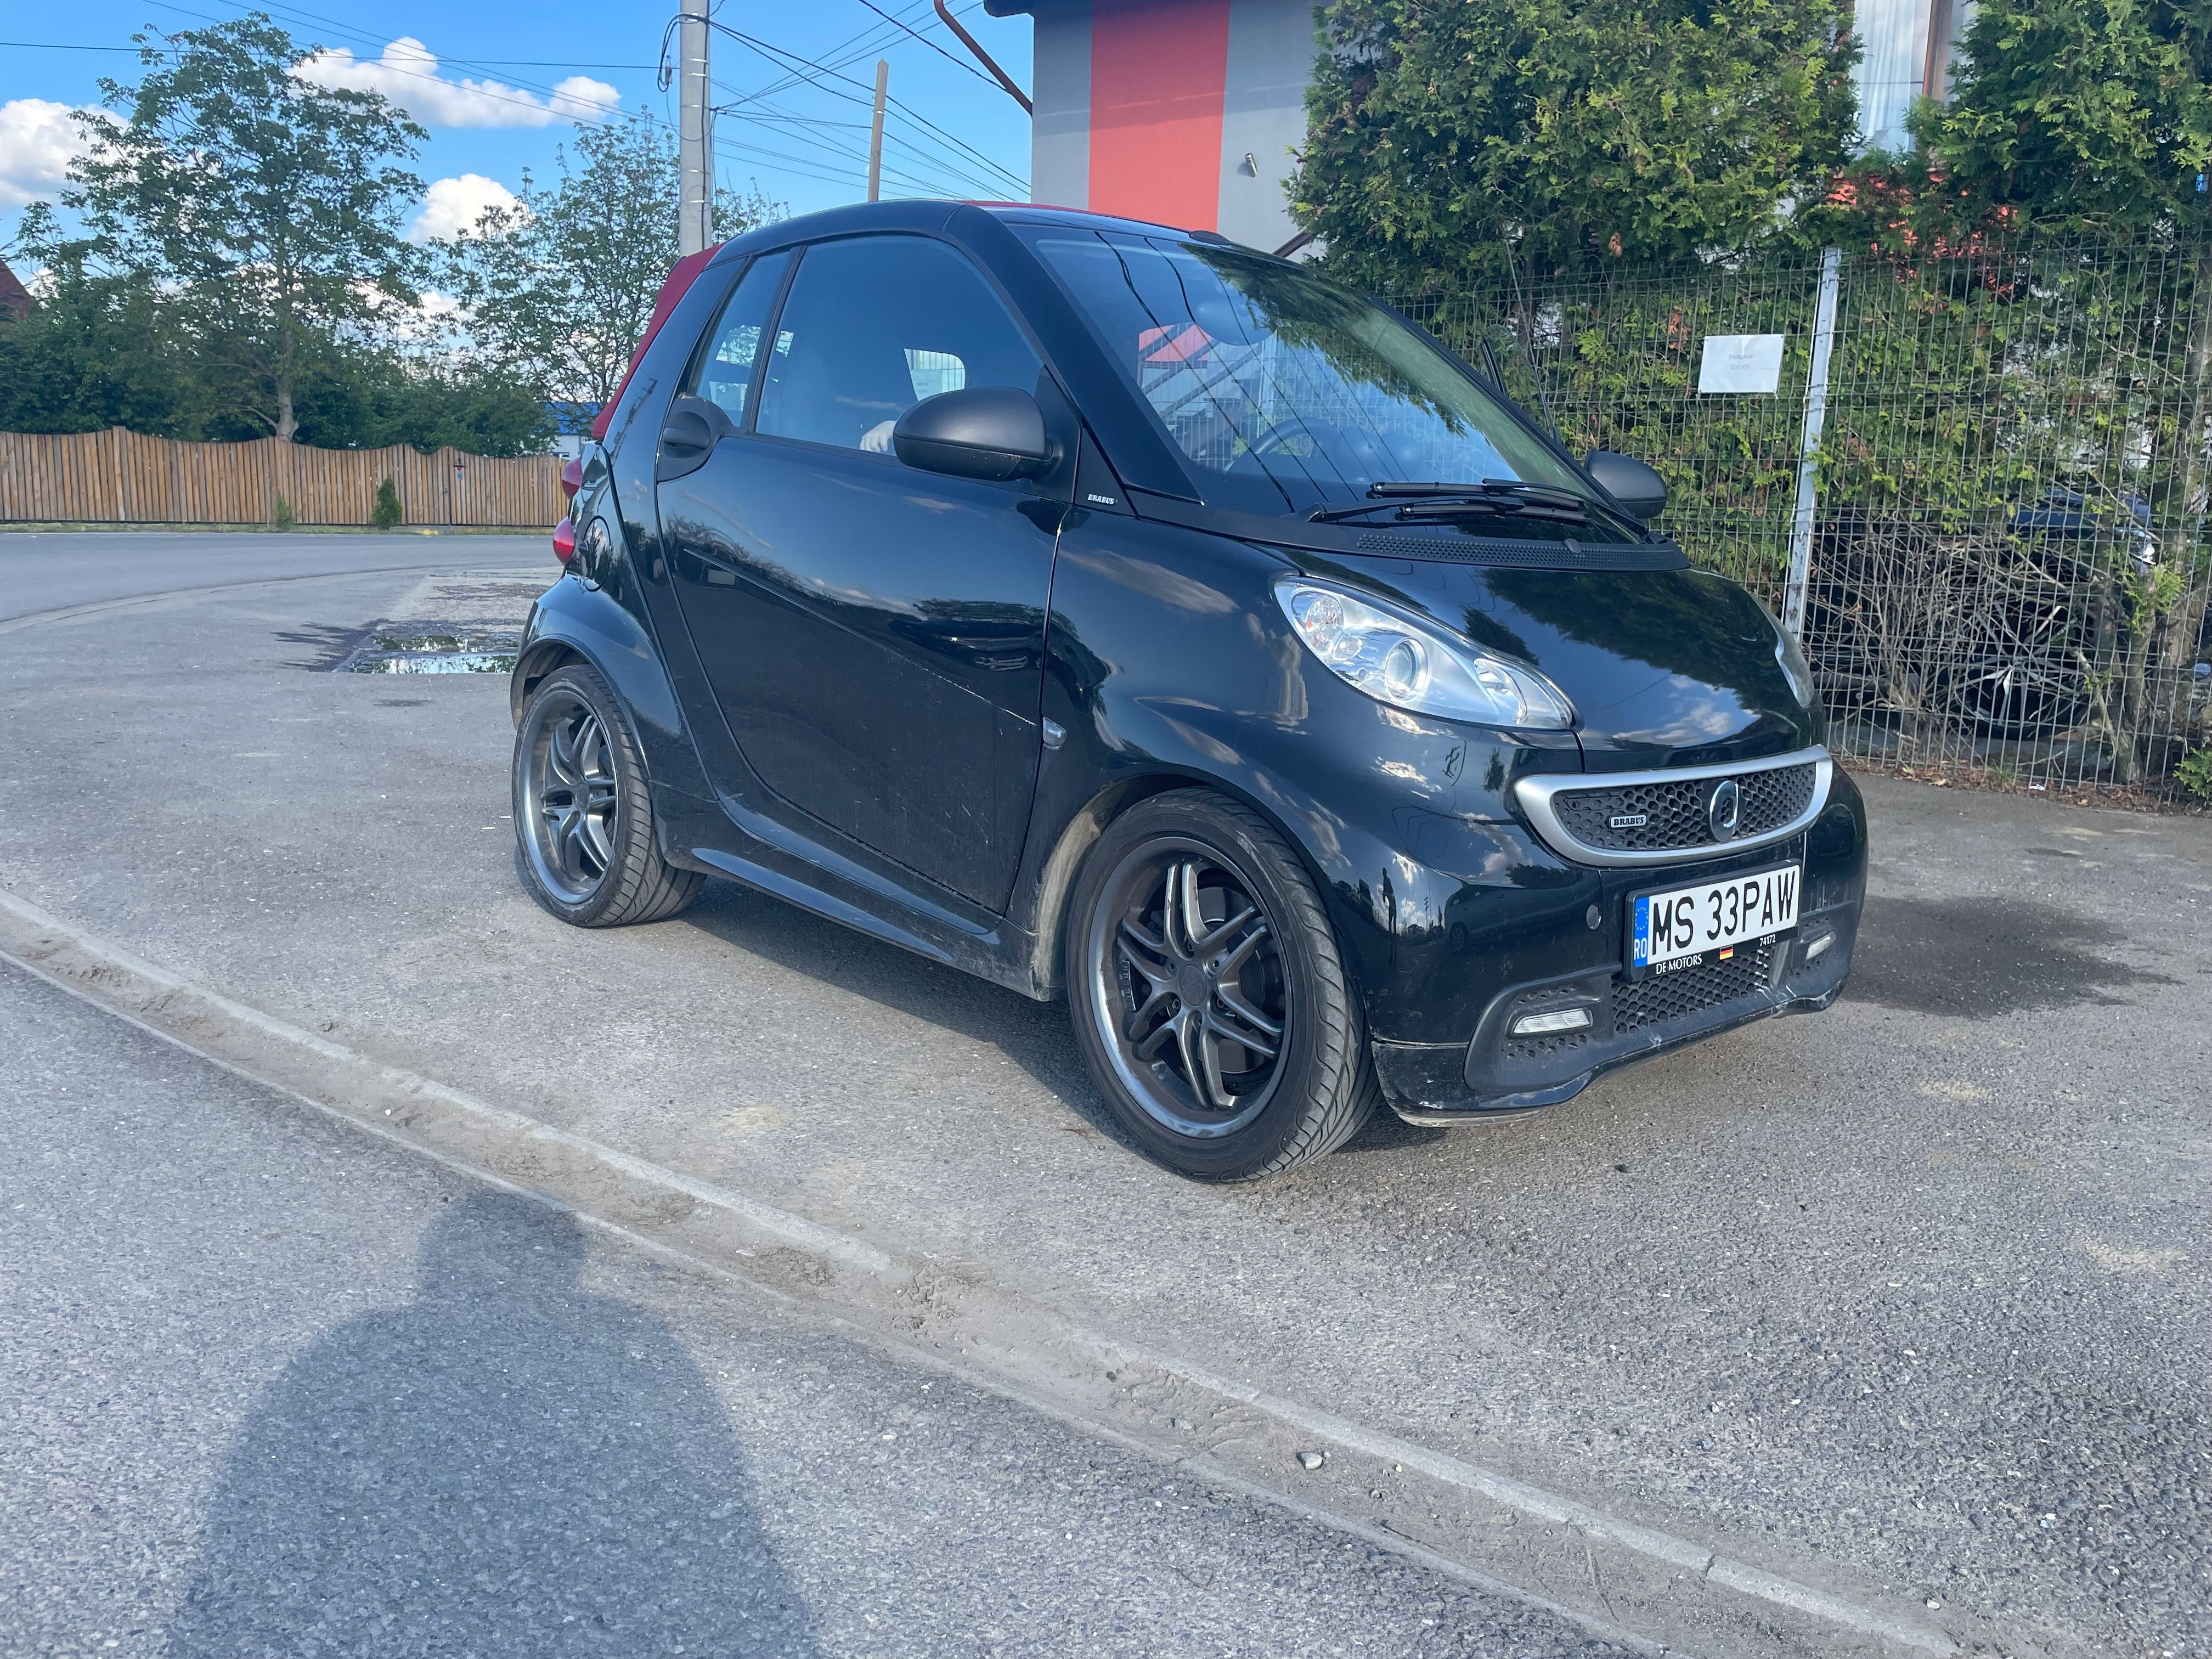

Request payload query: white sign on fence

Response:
[1698,333,1787,394]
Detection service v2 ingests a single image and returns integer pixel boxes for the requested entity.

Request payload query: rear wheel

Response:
[1066,791,1376,1181]
[512,662,703,927]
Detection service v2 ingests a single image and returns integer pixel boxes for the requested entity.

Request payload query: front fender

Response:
[1022,512,1588,1039]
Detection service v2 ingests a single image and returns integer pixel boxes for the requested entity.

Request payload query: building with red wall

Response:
[984,0,1314,253]
[982,0,1960,251]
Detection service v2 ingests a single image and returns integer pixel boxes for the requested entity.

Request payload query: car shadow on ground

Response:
[675,876,1453,1165]
[674,877,2154,1168]
[164,1192,817,1657]
[676,877,1131,1139]
[1845,893,2175,1018]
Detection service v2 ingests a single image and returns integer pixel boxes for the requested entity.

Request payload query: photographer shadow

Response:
[165,1190,816,1657]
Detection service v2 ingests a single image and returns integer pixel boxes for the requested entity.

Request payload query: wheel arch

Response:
[510,639,585,725]
[1022,767,1340,1002]
[509,578,713,808]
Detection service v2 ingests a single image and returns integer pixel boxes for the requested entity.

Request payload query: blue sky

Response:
[1,0,1036,253]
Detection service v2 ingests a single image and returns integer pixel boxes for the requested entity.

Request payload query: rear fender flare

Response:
[510,578,713,803]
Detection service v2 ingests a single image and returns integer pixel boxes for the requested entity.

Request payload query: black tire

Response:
[512,662,703,927]
[1064,789,1378,1181]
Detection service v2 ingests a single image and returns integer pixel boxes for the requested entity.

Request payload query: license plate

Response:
[1629,864,1799,976]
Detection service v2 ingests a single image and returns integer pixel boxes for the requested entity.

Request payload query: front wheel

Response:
[1065,790,1376,1181]
[512,662,703,927]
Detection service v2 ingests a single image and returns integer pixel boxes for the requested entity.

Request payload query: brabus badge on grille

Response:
[1707,778,1742,840]
[1609,812,1649,830]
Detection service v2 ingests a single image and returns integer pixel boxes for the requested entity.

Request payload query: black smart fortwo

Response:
[511,200,1866,1181]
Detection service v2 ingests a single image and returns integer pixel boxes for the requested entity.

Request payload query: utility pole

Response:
[866,60,888,203]
[678,0,712,256]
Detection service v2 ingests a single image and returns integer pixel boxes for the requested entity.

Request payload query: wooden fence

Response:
[0,428,566,527]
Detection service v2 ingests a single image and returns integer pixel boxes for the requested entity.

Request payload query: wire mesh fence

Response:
[1404,238,2212,799]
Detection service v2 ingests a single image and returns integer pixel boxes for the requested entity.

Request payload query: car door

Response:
[653,233,1066,913]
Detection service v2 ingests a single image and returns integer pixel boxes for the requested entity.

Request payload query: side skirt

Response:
[653,785,1053,1002]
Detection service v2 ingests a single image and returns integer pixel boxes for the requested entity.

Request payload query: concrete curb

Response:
[0,885,1991,1659]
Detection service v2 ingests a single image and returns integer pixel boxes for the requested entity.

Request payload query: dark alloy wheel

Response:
[526,696,618,900]
[512,663,703,927]
[1066,790,1377,1181]
[1090,838,1289,1138]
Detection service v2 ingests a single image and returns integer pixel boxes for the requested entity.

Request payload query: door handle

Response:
[657,394,732,482]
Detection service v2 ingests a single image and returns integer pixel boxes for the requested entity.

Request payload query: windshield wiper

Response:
[1309,478,1589,527]
[1372,479,1590,508]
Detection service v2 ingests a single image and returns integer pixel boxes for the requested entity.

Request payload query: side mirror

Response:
[894,387,1053,482]
[1584,450,1667,521]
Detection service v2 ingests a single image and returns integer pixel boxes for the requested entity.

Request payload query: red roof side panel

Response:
[589,243,724,442]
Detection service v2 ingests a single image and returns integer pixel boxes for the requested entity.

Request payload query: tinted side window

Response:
[685,251,792,424]
[756,236,1042,455]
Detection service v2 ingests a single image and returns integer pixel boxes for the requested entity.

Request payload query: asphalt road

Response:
[2,538,2207,1658]
[0,529,546,621]
[0,958,1621,1658]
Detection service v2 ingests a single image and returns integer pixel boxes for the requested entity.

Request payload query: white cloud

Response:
[389,286,469,352]
[409,173,525,242]
[0,98,94,208]
[294,38,619,129]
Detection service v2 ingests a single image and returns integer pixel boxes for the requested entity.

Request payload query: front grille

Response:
[1613,941,1774,1032]
[1553,763,1816,853]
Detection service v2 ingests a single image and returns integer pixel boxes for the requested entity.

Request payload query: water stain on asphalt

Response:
[273,620,518,673]
[1847,895,2174,1017]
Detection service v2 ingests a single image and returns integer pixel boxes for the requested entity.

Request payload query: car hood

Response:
[1315,555,1820,769]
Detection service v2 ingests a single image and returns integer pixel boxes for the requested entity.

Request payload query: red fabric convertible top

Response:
[589,242,724,442]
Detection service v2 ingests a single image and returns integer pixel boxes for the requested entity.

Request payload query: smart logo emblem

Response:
[1707,778,1742,841]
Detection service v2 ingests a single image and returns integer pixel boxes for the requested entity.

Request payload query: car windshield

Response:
[1020,227,1624,534]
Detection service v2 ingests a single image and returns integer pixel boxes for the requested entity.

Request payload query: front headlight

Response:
[1274,579,1576,730]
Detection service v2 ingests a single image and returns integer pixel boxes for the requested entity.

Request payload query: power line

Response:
[718,0,989,125]
[682,1,1028,198]
[718,1,928,106]
[128,0,635,127]
[845,0,1000,90]
[712,95,1003,198]
[246,0,644,104]
[27,0,1025,210]
[680,5,1026,197]
[1,38,661,67]
[706,22,1024,193]
[709,74,1014,196]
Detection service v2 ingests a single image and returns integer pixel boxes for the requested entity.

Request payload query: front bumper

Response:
[1372,895,1858,1121]
[1358,774,1868,1122]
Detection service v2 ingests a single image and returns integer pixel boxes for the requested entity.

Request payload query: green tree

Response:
[298,349,552,456]
[52,13,426,441]
[4,210,552,453]
[434,113,782,407]
[1291,0,1860,292]
[0,218,213,437]
[1916,0,2212,238]
[1778,0,2212,783]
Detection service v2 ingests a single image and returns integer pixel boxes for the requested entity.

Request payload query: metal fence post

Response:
[1782,246,1843,636]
